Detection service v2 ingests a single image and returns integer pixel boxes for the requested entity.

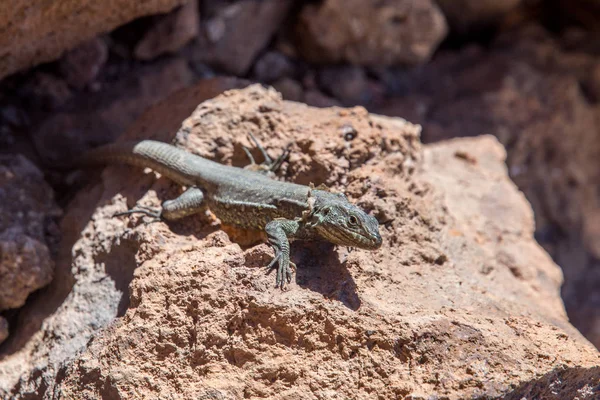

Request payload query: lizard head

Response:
[310,191,382,250]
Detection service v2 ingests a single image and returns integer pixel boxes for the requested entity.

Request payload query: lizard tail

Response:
[76,140,202,186]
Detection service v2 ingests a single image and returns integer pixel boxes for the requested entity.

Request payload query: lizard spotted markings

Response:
[82,139,383,288]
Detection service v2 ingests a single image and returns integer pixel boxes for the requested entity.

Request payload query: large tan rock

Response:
[0,0,188,79]
[293,0,448,66]
[1,84,597,398]
[376,24,600,350]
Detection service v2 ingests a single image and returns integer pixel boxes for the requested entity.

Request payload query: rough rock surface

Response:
[0,0,188,80]
[435,0,522,34]
[0,77,248,397]
[376,25,600,350]
[0,155,61,344]
[294,0,448,66]
[2,85,598,398]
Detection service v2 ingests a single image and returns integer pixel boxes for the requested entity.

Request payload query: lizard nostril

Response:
[373,233,383,248]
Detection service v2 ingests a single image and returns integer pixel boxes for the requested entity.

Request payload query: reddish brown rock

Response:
[0,0,188,79]
[375,25,600,350]
[2,85,597,398]
[294,0,448,66]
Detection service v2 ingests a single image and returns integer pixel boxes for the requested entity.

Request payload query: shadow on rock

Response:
[0,201,91,357]
[293,241,361,311]
[502,366,600,399]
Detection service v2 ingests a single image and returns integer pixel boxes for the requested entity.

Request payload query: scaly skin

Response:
[81,139,382,288]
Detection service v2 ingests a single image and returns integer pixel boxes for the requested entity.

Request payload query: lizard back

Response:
[82,140,312,229]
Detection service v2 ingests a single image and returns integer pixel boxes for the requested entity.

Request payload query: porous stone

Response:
[2,84,597,398]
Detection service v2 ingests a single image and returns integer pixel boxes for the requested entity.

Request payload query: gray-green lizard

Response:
[82,137,382,289]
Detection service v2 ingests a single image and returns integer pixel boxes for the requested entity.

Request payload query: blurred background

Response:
[0,0,599,350]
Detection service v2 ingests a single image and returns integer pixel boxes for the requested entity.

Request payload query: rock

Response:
[272,77,303,102]
[0,126,15,149]
[584,61,600,102]
[0,105,30,150]
[193,0,294,75]
[0,0,188,79]
[0,77,249,397]
[303,89,341,108]
[554,0,600,30]
[134,1,200,61]
[435,0,522,34]
[318,65,378,106]
[187,61,216,80]
[0,229,54,310]
[2,84,598,398]
[59,37,109,89]
[0,155,59,312]
[18,72,72,111]
[374,26,600,350]
[294,0,448,66]
[252,51,295,83]
[0,318,7,345]
[32,58,196,166]
[0,105,29,129]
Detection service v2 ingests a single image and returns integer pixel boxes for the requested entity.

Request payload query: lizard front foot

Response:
[266,252,295,289]
[265,219,300,289]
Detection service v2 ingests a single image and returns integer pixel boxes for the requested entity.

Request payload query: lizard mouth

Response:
[361,231,382,250]
[324,226,382,250]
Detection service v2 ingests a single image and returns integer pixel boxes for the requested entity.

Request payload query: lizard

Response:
[79,136,383,289]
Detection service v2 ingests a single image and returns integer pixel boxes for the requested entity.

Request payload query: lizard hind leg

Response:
[248,132,273,166]
[160,186,206,220]
[269,142,292,173]
[113,186,206,222]
[244,133,292,175]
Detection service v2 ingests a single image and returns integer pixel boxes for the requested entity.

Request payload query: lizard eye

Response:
[348,215,358,225]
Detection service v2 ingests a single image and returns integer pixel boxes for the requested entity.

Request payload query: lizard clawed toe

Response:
[113,205,162,222]
[266,252,281,270]
[265,251,293,289]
